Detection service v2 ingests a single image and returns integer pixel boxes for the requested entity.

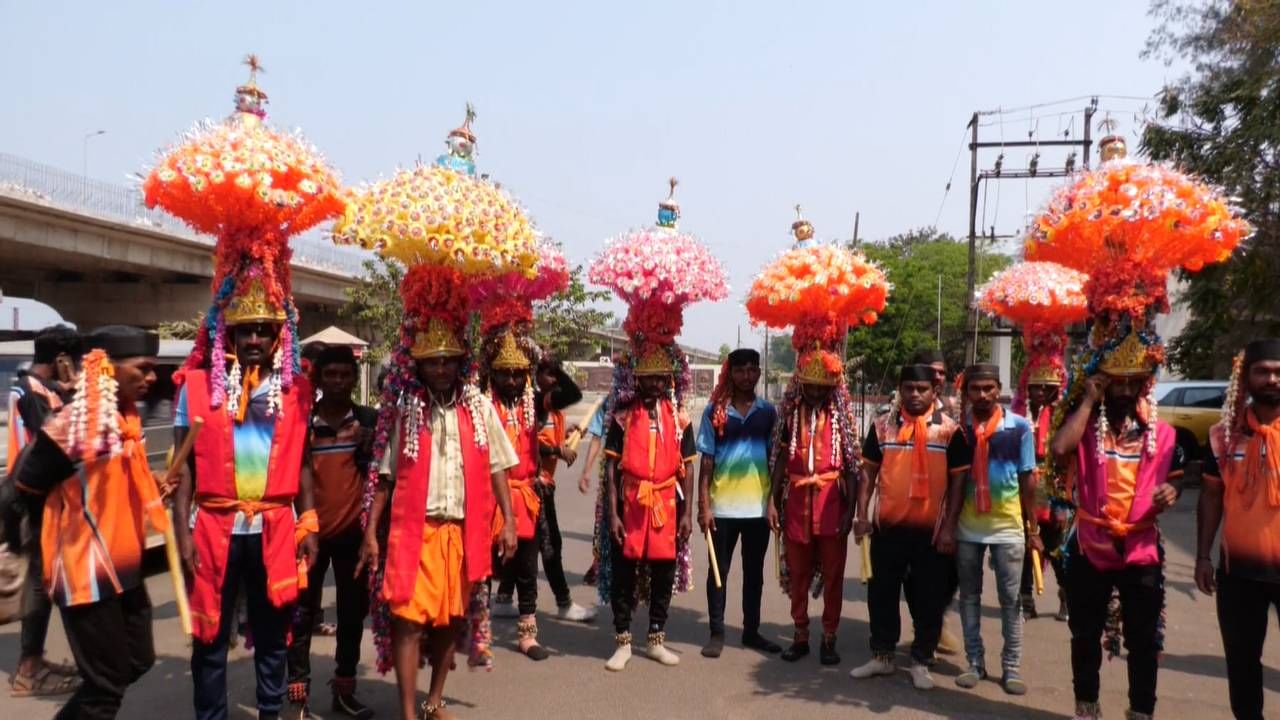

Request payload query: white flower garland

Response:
[266,348,284,417]
[225,358,244,419]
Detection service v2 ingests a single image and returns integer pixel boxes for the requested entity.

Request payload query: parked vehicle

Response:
[1155,380,1228,465]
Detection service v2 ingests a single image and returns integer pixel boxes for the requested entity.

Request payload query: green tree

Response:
[846,228,1009,392]
[533,265,613,358]
[340,256,406,364]
[766,332,796,373]
[1143,0,1280,377]
[718,343,732,362]
[341,260,612,363]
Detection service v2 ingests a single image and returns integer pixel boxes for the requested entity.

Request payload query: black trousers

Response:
[56,585,155,720]
[705,517,770,637]
[1216,570,1280,720]
[495,530,541,616]
[287,526,368,685]
[1066,542,1163,715]
[20,495,53,659]
[868,529,951,663]
[611,544,676,635]
[498,484,575,607]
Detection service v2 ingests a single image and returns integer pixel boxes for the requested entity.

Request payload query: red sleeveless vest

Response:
[617,400,685,561]
[184,368,311,642]
[382,402,497,606]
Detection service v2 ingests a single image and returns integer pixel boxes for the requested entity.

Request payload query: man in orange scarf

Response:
[1197,338,1280,720]
[941,364,1039,696]
[852,364,971,690]
[12,325,161,719]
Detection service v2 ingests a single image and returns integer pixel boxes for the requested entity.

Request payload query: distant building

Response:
[564,325,721,365]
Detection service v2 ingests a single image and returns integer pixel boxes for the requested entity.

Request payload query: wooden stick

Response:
[774,530,781,582]
[860,537,873,584]
[1032,548,1045,595]
[161,417,203,637]
[705,527,722,589]
[564,397,605,448]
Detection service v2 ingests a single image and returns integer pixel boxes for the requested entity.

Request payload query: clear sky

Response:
[0,0,1180,351]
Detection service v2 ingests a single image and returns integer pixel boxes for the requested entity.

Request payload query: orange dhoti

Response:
[386,519,470,627]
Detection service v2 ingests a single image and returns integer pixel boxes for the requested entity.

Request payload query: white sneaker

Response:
[645,632,680,667]
[909,662,935,690]
[605,634,632,672]
[492,600,519,619]
[849,656,895,679]
[557,602,597,622]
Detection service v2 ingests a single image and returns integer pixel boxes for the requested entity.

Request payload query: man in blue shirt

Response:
[697,349,781,658]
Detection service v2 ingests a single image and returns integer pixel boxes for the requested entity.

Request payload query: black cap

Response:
[84,325,159,360]
[899,364,935,383]
[1244,339,1280,368]
[727,348,760,368]
[963,363,1001,385]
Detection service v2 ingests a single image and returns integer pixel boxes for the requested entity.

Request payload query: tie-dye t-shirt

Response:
[957,410,1035,544]
[175,375,277,534]
[696,398,776,519]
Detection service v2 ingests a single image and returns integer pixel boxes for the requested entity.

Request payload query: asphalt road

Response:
[3,453,1277,718]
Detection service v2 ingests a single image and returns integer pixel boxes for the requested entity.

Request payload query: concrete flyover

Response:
[0,152,370,335]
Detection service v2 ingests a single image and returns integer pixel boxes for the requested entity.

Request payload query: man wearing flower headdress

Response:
[766,349,858,666]
[602,345,697,672]
[357,283,519,720]
[852,364,971,690]
[1196,339,1280,720]
[493,355,595,622]
[1050,327,1182,720]
[1019,362,1071,622]
[13,326,163,719]
[171,274,321,720]
[481,328,559,660]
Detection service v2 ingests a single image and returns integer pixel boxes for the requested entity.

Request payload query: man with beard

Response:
[1050,337,1181,720]
[852,365,970,690]
[173,278,321,720]
[603,360,697,671]
[1196,339,1280,720]
[943,364,1038,695]
[767,352,856,666]
[1019,372,1071,622]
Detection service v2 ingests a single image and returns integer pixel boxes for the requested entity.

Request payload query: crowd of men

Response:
[3,323,1280,720]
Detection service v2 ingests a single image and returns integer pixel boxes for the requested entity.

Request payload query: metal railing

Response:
[0,152,370,277]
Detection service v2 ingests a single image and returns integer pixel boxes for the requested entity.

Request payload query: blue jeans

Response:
[957,541,1025,674]
[191,533,291,720]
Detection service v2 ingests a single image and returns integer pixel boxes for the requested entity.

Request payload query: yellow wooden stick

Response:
[1032,548,1045,595]
[161,417,203,637]
[706,527,722,589]
[773,530,781,582]
[860,537,873,584]
[564,397,605,448]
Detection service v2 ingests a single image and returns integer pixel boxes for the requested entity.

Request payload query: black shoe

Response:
[583,567,598,586]
[523,643,551,661]
[333,692,374,720]
[742,632,782,654]
[820,636,840,666]
[701,633,725,658]
[780,641,810,662]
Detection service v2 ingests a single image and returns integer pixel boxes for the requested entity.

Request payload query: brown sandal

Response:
[10,666,81,697]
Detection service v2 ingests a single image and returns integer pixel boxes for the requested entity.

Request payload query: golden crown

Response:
[224,277,286,326]
[410,316,465,359]
[633,347,676,376]
[1099,330,1156,377]
[490,329,531,370]
[1027,363,1064,386]
[795,350,840,386]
